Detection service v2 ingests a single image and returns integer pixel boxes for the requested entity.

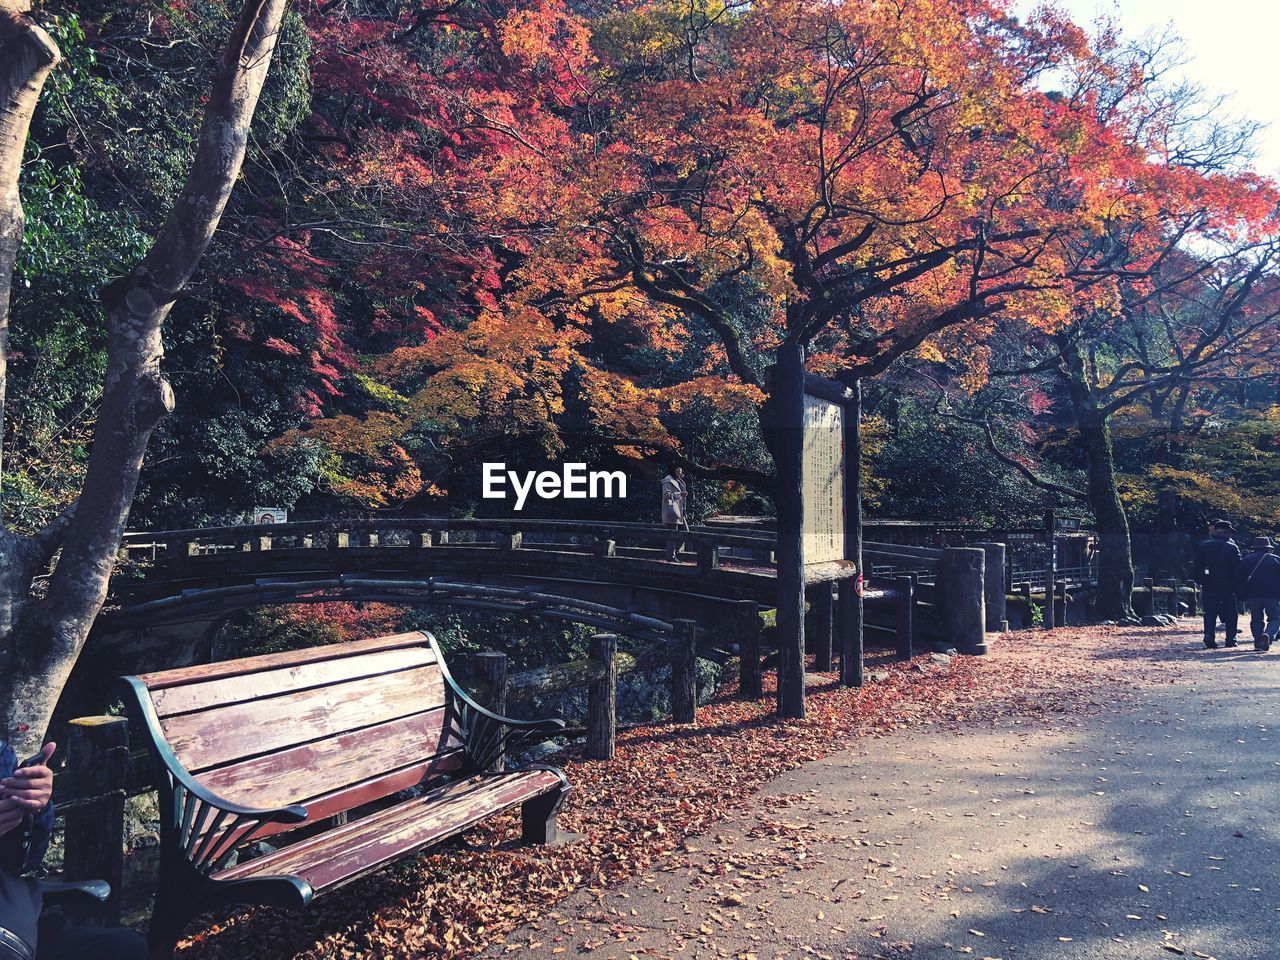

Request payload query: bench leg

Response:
[521,782,569,845]
[144,856,193,960]
[147,900,185,960]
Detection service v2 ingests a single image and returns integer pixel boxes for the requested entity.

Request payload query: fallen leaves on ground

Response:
[177,624,1192,959]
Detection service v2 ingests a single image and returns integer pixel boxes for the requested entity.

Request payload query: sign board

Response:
[253,506,288,525]
[801,393,845,564]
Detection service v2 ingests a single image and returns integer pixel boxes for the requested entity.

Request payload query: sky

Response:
[1013,1,1280,177]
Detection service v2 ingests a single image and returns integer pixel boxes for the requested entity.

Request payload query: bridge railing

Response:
[119,518,994,648]
[121,517,779,574]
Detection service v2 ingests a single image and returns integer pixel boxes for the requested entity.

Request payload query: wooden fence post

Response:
[737,601,763,699]
[838,578,864,687]
[1053,581,1067,628]
[812,581,834,672]
[586,634,618,760]
[63,716,129,925]
[471,651,509,771]
[895,575,915,661]
[773,341,807,719]
[671,619,698,723]
[839,378,864,690]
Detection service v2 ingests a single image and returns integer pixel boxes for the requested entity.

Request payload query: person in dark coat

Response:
[1236,536,1280,651]
[0,741,146,960]
[1191,519,1242,649]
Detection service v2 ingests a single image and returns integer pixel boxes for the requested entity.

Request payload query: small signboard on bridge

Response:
[253,506,288,525]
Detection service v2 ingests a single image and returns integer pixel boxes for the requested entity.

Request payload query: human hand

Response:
[1,742,55,814]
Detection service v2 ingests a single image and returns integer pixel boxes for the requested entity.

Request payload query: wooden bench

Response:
[119,630,569,959]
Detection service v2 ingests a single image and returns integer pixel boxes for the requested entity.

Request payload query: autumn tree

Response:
[0,0,289,753]
[564,1,1274,621]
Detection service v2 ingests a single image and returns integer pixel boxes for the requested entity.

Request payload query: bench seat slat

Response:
[196,707,459,810]
[153,646,438,718]
[162,666,444,773]
[138,631,433,690]
[246,754,466,844]
[214,769,562,891]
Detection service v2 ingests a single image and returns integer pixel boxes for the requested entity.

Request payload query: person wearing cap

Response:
[1191,519,1242,649]
[1236,536,1280,651]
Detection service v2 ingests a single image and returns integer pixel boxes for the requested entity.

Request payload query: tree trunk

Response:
[0,3,60,494]
[1078,415,1135,620]
[1059,340,1135,622]
[0,5,63,735]
[0,0,289,754]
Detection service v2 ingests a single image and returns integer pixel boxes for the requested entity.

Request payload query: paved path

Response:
[490,633,1280,960]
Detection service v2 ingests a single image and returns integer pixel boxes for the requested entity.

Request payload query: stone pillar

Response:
[940,546,987,655]
[894,574,915,661]
[697,544,721,574]
[973,542,1008,633]
[1044,510,1057,631]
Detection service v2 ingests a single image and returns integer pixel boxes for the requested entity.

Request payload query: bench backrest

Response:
[128,631,463,840]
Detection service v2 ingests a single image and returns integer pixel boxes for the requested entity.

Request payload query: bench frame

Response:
[120,633,569,959]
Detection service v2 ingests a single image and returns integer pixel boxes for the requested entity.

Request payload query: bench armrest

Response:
[118,676,309,874]
[40,879,111,924]
[40,878,111,905]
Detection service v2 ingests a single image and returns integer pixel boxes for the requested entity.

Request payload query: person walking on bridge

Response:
[1236,536,1280,652]
[1192,519,1241,649]
[661,467,688,562]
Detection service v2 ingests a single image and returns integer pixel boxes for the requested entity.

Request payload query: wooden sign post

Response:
[839,379,863,689]
[774,343,808,719]
[774,344,861,719]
